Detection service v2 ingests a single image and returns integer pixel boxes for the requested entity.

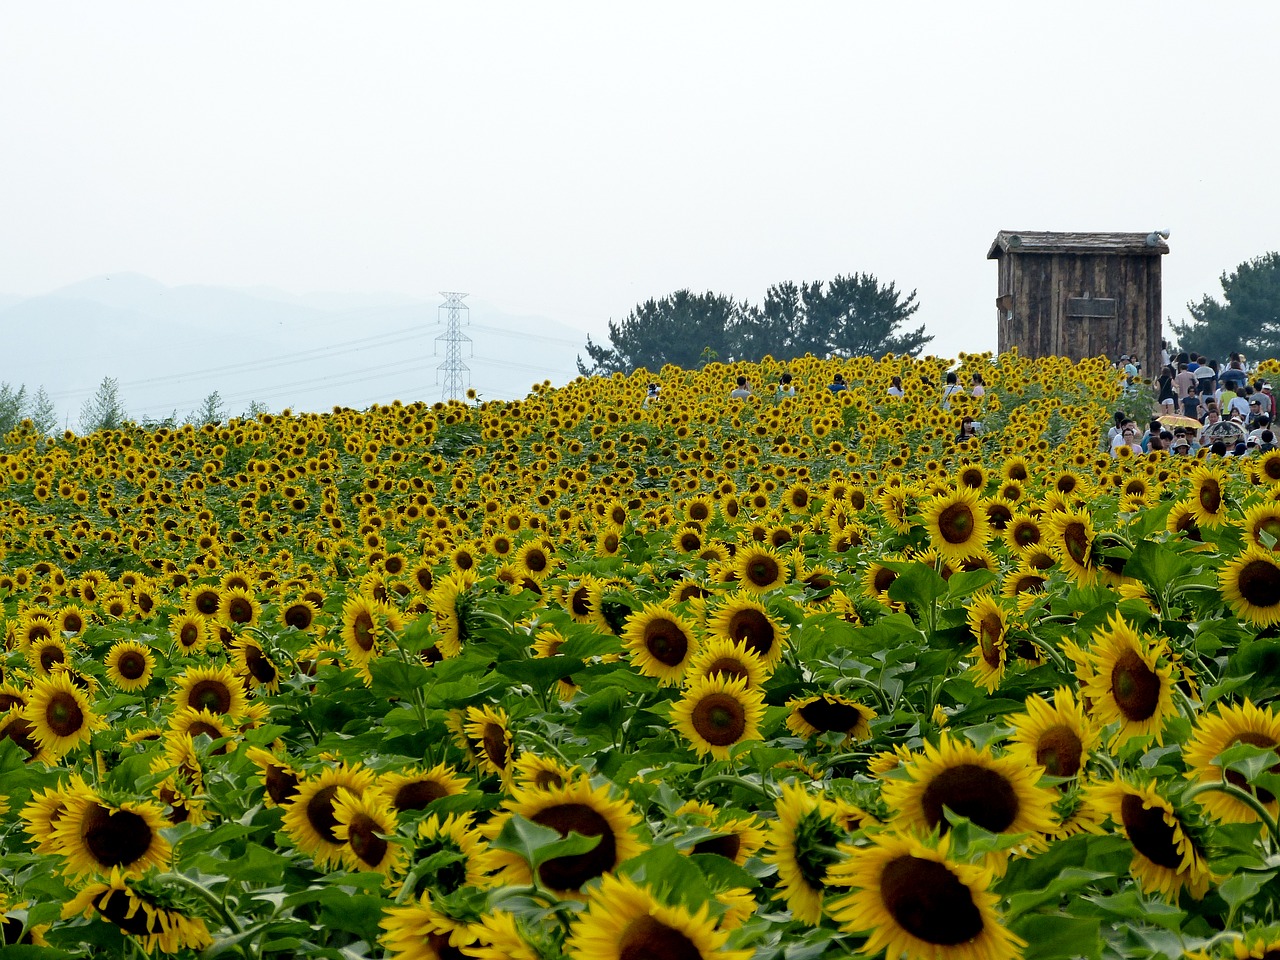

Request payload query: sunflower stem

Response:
[157,871,244,936]
[1185,780,1280,839]
[691,774,776,801]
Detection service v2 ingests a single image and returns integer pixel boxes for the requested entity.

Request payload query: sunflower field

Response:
[5,350,1280,959]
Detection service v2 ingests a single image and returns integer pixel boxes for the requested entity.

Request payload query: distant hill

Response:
[0,275,590,427]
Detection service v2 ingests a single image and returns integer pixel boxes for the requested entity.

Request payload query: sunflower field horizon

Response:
[5,350,1280,959]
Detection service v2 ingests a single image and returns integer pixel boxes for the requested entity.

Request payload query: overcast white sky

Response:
[2,2,1277,362]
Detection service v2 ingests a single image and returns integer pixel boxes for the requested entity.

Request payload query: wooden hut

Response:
[988,230,1169,375]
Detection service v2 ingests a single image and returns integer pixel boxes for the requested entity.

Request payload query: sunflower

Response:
[168,707,238,753]
[734,544,787,593]
[246,746,301,807]
[1183,699,1280,825]
[1003,513,1042,553]
[684,637,770,691]
[103,640,155,692]
[54,793,172,880]
[677,803,767,865]
[512,752,578,792]
[881,733,1059,849]
[1044,508,1098,584]
[380,892,476,960]
[281,763,377,869]
[331,787,404,875]
[56,604,92,637]
[1221,546,1280,628]
[168,612,208,654]
[217,586,261,628]
[921,486,991,560]
[1007,687,1099,781]
[1188,464,1231,527]
[1082,614,1177,748]
[401,811,494,899]
[560,574,606,627]
[1092,777,1214,901]
[671,673,766,760]
[784,694,876,744]
[706,595,788,667]
[761,782,847,925]
[27,634,69,677]
[463,703,514,777]
[861,560,900,605]
[964,595,1011,693]
[280,597,319,632]
[564,872,751,960]
[341,593,401,678]
[61,867,213,955]
[622,602,699,686]
[231,637,282,693]
[431,569,477,657]
[485,777,646,897]
[21,775,89,852]
[827,830,1023,960]
[467,911,542,960]
[22,670,105,760]
[172,663,249,717]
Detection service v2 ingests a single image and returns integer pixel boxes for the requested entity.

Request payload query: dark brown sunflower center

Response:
[64,613,85,632]
[1062,522,1090,564]
[872,567,898,593]
[986,504,1012,529]
[482,723,509,769]
[194,591,220,615]
[534,769,565,789]
[227,598,254,623]
[642,619,689,666]
[116,651,148,680]
[178,622,201,647]
[346,813,388,867]
[82,805,155,868]
[880,854,985,945]
[284,604,314,630]
[570,588,591,616]
[1119,793,1185,869]
[618,916,702,960]
[264,763,300,805]
[189,679,232,714]
[531,803,616,891]
[961,469,984,489]
[39,645,65,672]
[426,931,465,960]
[306,785,343,844]
[690,502,711,521]
[1036,725,1084,777]
[727,608,775,659]
[977,615,1004,666]
[94,889,157,937]
[920,763,1019,833]
[691,831,742,860]
[393,780,448,811]
[351,612,377,650]
[1013,522,1040,547]
[805,572,833,591]
[746,556,781,586]
[691,693,747,746]
[524,549,549,572]
[47,691,85,737]
[1199,479,1222,513]
[937,503,975,544]
[1,716,41,759]
[798,697,865,734]
[1238,559,1280,608]
[1110,651,1161,721]
[244,645,278,684]
[703,657,749,684]
[680,532,701,551]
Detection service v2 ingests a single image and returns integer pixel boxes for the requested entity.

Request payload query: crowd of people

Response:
[1110,347,1276,457]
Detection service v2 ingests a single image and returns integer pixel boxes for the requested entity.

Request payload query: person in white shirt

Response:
[729,376,752,400]
[775,372,796,397]
[970,373,986,397]
[887,376,904,398]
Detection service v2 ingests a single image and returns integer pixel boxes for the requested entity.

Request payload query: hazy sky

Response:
[3,2,1278,362]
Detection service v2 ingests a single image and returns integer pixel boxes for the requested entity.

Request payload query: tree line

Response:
[0,377,269,439]
[577,273,932,375]
[1173,251,1280,360]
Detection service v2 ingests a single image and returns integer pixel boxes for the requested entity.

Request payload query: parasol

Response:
[1158,414,1203,429]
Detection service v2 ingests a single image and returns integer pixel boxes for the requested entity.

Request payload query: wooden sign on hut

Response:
[988,230,1170,375]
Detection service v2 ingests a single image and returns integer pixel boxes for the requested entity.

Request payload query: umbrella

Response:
[1158,414,1203,429]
